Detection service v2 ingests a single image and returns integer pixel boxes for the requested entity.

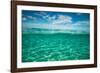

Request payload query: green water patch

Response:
[22,33,90,62]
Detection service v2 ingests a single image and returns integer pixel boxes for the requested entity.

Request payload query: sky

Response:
[22,10,90,33]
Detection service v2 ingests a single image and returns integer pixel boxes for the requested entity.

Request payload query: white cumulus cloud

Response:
[52,14,72,25]
[22,17,27,21]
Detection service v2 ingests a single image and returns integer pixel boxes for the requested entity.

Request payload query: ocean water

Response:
[22,33,90,62]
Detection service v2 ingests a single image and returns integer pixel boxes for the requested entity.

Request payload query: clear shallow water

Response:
[22,33,90,62]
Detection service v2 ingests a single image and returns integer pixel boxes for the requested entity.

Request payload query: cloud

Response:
[52,15,72,25]
[22,17,27,21]
[34,12,57,23]
[22,15,37,21]
[74,21,89,26]
[27,16,33,19]
[23,20,90,34]
[37,12,72,23]
[46,15,56,22]
[27,16,36,20]
[34,12,53,22]
[58,15,72,21]
[33,11,72,25]
[24,23,71,30]
[43,14,72,25]
[34,11,47,17]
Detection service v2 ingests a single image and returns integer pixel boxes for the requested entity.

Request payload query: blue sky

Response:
[22,10,90,33]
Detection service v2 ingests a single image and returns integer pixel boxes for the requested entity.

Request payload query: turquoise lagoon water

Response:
[22,33,90,62]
